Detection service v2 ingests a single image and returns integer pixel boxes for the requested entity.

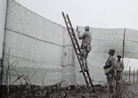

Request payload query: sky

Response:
[0,0,138,70]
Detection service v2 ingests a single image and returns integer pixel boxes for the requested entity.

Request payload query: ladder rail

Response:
[85,61,95,92]
[85,63,94,86]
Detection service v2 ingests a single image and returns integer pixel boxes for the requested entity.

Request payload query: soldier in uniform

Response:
[115,55,124,96]
[103,49,116,98]
[77,26,92,72]
[115,55,124,83]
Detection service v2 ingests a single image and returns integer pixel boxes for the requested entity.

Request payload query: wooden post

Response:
[133,69,135,85]
[129,66,131,85]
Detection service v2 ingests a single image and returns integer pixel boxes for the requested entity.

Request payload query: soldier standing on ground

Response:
[115,55,124,96]
[103,49,116,98]
[77,26,92,72]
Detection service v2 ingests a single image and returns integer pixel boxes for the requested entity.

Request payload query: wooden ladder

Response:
[62,12,95,93]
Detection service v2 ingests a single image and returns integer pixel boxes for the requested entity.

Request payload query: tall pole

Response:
[0,0,8,95]
[122,28,125,62]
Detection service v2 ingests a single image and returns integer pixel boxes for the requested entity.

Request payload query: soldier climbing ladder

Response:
[62,12,95,93]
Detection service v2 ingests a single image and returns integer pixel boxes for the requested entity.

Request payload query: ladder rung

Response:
[68,27,73,29]
[70,32,74,34]
[76,48,80,51]
[72,37,76,40]
[72,33,75,36]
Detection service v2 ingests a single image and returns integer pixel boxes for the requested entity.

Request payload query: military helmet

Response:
[117,55,122,58]
[85,26,90,30]
[108,49,115,55]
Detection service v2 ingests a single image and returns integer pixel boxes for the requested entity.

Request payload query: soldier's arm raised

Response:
[77,32,86,39]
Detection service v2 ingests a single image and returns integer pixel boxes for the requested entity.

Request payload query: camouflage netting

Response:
[2,0,138,86]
